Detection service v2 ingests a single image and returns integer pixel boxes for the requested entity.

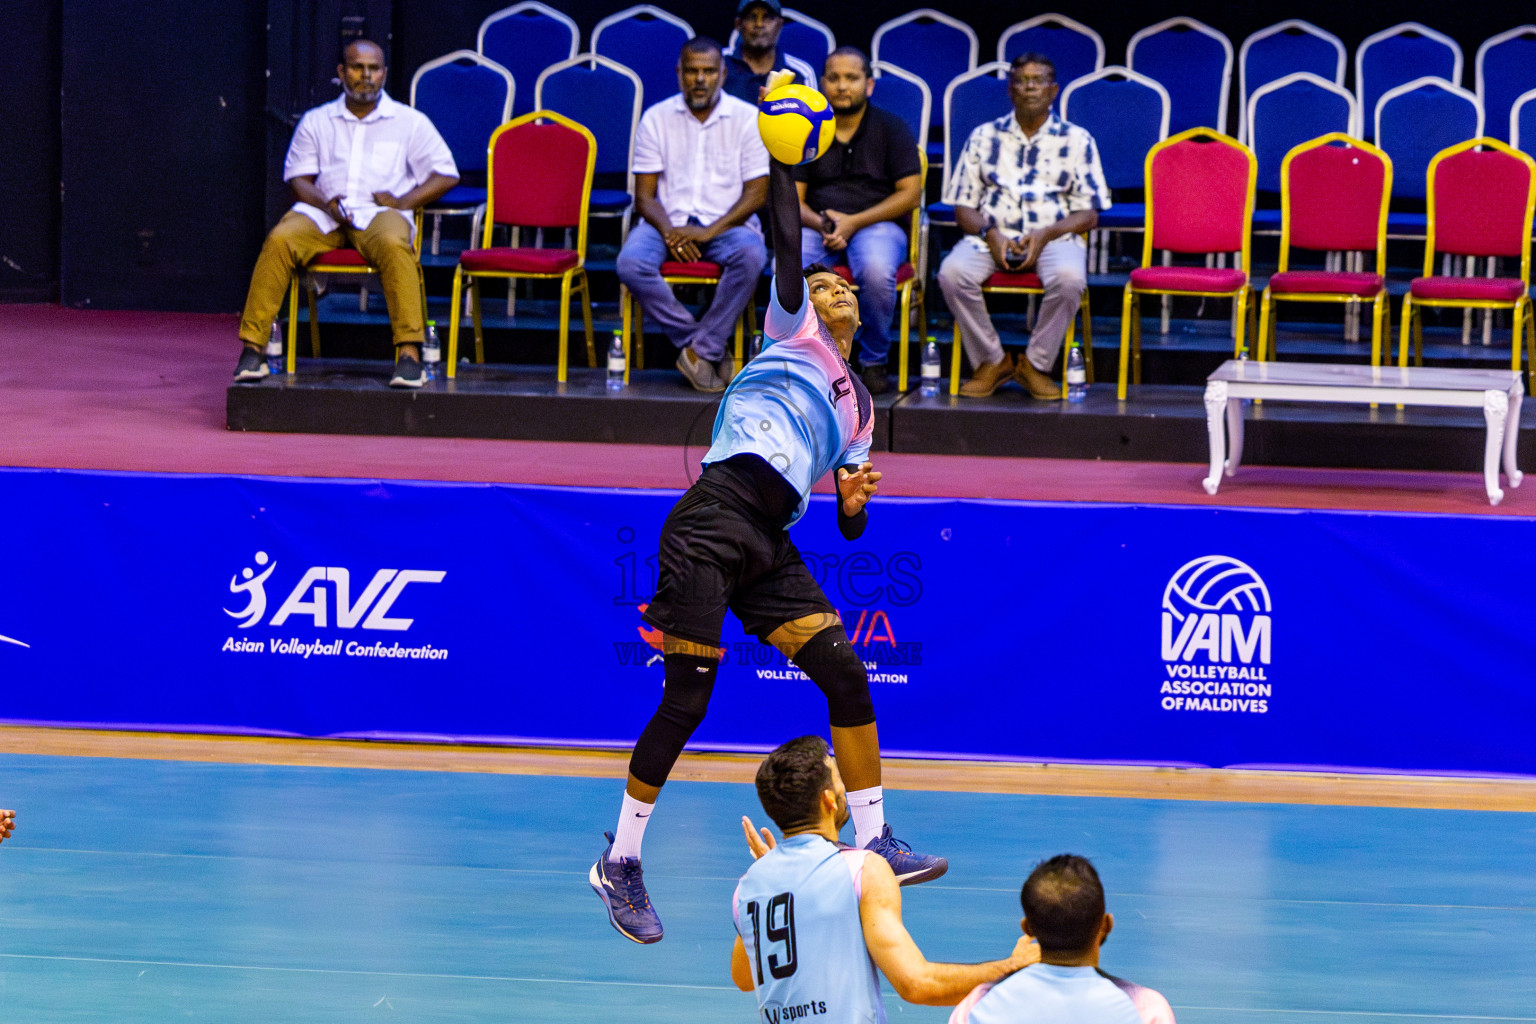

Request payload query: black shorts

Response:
[641,484,836,647]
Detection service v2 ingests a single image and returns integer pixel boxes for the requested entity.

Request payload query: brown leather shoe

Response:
[1014,358,1060,400]
[958,354,1016,397]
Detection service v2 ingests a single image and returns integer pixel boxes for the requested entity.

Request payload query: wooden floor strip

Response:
[2,726,1532,812]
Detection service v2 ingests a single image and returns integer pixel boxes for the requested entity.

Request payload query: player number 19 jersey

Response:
[734,834,885,1024]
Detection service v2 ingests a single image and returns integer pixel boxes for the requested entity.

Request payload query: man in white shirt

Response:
[616,37,769,392]
[949,855,1177,1024]
[233,39,459,388]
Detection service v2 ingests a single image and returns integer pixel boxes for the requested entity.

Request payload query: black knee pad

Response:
[628,653,719,788]
[793,626,875,728]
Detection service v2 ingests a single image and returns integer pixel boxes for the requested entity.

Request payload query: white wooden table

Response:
[1203,361,1525,505]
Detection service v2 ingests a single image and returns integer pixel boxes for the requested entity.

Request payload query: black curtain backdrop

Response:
[12,1,1536,312]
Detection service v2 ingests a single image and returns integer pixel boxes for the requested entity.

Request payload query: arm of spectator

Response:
[1017,208,1097,269]
[698,175,769,240]
[832,173,922,238]
[860,854,1037,1005]
[956,206,1012,269]
[373,171,459,212]
[633,172,702,261]
[289,175,348,225]
[796,180,826,233]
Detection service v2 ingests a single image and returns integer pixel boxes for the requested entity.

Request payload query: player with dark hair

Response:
[731,736,1037,1019]
[591,69,944,945]
[950,854,1177,1024]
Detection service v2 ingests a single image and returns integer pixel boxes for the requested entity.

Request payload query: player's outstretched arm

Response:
[859,854,1038,1006]
[761,69,804,314]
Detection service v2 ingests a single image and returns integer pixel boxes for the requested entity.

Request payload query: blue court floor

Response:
[0,752,1532,1023]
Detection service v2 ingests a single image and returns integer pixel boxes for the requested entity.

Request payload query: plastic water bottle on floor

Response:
[919,341,941,397]
[423,321,441,381]
[607,333,626,391]
[267,322,284,375]
[1066,342,1087,403]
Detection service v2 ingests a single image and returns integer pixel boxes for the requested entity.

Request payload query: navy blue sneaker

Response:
[864,824,948,885]
[589,831,664,943]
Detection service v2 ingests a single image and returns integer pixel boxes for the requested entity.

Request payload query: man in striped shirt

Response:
[938,54,1111,400]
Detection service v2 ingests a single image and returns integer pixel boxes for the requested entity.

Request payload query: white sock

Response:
[610,792,654,862]
[847,786,885,850]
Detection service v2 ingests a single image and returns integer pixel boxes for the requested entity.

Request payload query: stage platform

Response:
[4,301,1533,517]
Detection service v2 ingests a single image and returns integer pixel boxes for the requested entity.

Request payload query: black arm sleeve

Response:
[835,464,869,540]
[769,158,803,314]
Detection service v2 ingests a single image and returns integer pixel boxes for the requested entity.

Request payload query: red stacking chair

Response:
[1258,133,1392,364]
[1399,137,1536,385]
[621,263,753,378]
[1118,127,1257,400]
[283,210,425,374]
[448,110,597,381]
[947,268,1092,398]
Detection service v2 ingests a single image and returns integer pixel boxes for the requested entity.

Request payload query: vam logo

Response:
[224,552,445,631]
[1161,555,1271,665]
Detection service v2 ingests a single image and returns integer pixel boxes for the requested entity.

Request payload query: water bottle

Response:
[266,322,284,375]
[1237,342,1252,405]
[1066,342,1087,403]
[607,333,626,391]
[423,321,441,381]
[919,341,941,397]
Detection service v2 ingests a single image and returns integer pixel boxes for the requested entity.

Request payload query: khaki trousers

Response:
[237,210,423,348]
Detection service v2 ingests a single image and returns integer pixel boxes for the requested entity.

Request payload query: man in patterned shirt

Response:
[937,54,1111,399]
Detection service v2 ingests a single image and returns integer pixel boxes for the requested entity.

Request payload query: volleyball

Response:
[757,84,835,165]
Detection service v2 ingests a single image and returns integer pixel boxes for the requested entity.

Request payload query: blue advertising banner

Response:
[0,467,1532,776]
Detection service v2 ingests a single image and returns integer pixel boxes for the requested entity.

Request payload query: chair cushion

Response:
[1268,271,1384,297]
[588,189,632,213]
[311,249,370,268]
[1251,208,1283,232]
[433,185,487,208]
[1095,203,1145,230]
[1409,276,1528,302]
[983,271,1045,289]
[1129,266,1248,292]
[659,260,722,279]
[459,248,581,274]
[831,264,917,285]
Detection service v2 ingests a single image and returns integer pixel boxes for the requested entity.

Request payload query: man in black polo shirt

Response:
[721,0,815,105]
[795,47,922,394]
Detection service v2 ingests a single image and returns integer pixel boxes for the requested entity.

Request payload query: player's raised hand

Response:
[758,69,798,103]
[0,809,15,845]
[741,815,776,859]
[837,463,881,516]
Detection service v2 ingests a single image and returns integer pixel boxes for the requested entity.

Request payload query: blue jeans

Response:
[801,221,908,366]
[616,220,767,362]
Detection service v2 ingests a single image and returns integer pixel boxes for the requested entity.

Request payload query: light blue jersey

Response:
[734,833,884,1024]
[702,277,875,527]
[950,963,1174,1024]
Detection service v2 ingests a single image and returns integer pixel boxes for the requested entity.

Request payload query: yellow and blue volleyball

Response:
[758,84,835,165]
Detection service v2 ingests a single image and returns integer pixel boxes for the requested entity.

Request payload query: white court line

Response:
[1174,1009,1536,1021]
[0,953,736,990]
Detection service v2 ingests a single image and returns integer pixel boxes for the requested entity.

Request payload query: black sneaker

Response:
[859,361,889,395]
[389,354,424,389]
[233,346,268,382]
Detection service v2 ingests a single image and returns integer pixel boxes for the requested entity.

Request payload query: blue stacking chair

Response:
[535,54,644,240]
[933,62,1011,225]
[476,2,578,119]
[871,9,978,162]
[1127,17,1233,135]
[1513,89,1536,158]
[996,13,1104,100]
[410,51,516,255]
[1061,67,1169,258]
[1376,78,1484,236]
[1238,20,1346,143]
[591,5,694,112]
[1476,26,1536,144]
[1355,23,1463,141]
[1247,72,1358,233]
[871,61,931,151]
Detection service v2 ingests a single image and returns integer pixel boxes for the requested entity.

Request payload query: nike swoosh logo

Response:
[634,812,651,818]
[867,798,882,805]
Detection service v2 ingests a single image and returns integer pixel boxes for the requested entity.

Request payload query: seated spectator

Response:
[795,47,922,394]
[950,854,1176,1024]
[0,808,13,845]
[721,0,815,106]
[232,39,458,389]
[617,37,769,392]
[937,54,1109,400]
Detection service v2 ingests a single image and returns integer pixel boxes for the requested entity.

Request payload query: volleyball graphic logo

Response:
[1162,555,1271,621]
[758,84,835,165]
